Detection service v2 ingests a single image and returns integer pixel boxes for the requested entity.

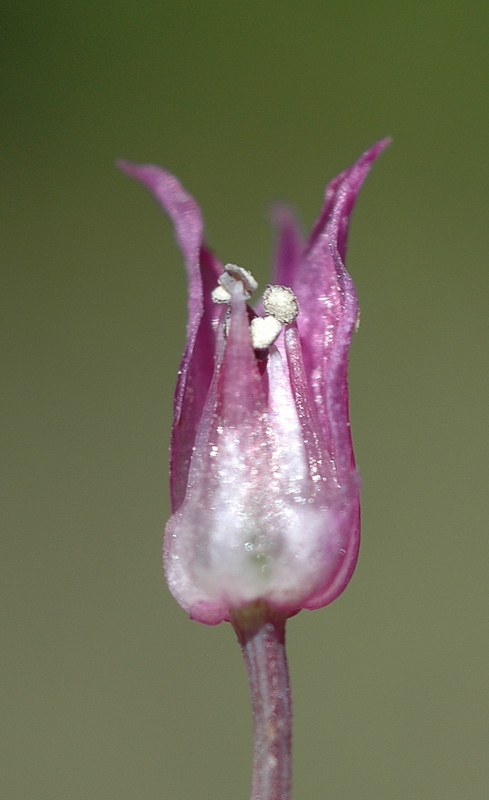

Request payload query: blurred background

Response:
[1,1,488,798]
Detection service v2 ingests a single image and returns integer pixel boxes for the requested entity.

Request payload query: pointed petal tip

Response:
[116,159,180,192]
[269,202,300,227]
[115,161,204,255]
[116,158,143,179]
[361,137,392,166]
[117,158,168,192]
[346,138,391,188]
[116,157,164,172]
[371,135,392,152]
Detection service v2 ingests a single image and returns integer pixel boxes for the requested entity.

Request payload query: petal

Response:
[306,138,391,264]
[170,244,222,510]
[270,205,304,287]
[118,162,206,318]
[283,323,329,485]
[117,161,222,509]
[164,285,271,624]
[303,492,360,610]
[291,139,390,474]
[283,323,361,608]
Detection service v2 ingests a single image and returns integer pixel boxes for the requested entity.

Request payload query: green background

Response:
[2,2,488,798]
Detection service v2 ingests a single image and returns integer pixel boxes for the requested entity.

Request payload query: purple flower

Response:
[119,140,389,625]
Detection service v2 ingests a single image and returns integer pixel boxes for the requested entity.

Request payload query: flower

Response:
[119,140,389,625]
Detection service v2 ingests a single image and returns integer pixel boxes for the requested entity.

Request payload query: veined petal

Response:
[283,323,329,485]
[291,139,390,473]
[283,323,361,607]
[117,161,222,509]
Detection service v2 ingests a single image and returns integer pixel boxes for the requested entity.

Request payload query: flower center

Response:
[211,264,299,350]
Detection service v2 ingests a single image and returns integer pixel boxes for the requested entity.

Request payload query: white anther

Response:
[250,315,283,350]
[223,264,258,296]
[211,285,232,304]
[262,285,299,324]
[211,263,259,304]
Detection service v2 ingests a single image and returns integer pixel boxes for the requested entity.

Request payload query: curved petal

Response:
[117,161,222,509]
[290,139,390,471]
[118,161,206,324]
[305,138,391,264]
[303,493,360,609]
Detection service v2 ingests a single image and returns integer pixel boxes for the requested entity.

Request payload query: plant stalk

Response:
[231,603,292,800]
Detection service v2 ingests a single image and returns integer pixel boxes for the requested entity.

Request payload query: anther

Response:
[262,285,299,324]
[211,263,258,304]
[211,285,232,304]
[250,316,283,350]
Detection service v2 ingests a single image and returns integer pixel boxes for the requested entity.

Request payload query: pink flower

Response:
[119,140,389,625]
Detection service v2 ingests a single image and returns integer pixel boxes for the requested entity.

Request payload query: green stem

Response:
[231,603,292,800]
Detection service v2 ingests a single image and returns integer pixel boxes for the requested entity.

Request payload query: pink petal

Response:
[283,323,361,608]
[290,140,390,474]
[164,286,271,624]
[117,161,222,509]
[303,496,360,609]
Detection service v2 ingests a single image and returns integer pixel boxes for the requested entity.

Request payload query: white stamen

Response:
[211,263,259,305]
[223,263,258,295]
[211,268,300,351]
[211,285,232,304]
[262,285,299,324]
[250,315,283,349]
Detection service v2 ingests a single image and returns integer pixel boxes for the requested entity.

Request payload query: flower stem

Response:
[231,603,292,800]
